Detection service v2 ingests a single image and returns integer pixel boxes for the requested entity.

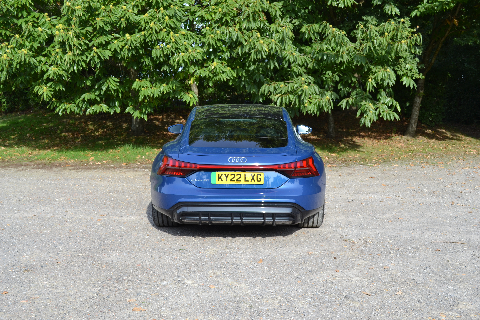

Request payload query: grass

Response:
[0,109,479,167]
[0,110,188,165]
[297,110,479,166]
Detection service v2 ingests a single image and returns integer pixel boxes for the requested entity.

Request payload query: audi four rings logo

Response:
[228,157,247,163]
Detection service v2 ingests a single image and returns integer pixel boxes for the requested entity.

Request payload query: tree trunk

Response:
[127,68,146,135]
[191,82,199,106]
[326,112,335,139]
[404,77,426,137]
[131,116,146,136]
[403,3,461,137]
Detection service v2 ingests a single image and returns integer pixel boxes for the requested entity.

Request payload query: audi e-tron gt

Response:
[150,104,326,227]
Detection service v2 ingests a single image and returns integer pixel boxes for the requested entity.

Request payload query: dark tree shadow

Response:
[1,108,477,160]
[0,109,191,153]
[292,109,479,148]
[145,202,301,238]
[442,123,480,140]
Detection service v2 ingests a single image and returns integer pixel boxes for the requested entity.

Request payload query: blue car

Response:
[150,104,326,227]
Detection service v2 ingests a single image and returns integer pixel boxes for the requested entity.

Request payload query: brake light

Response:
[287,157,320,177]
[158,156,319,178]
[157,156,199,177]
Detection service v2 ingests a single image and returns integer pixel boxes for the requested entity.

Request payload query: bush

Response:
[0,88,46,114]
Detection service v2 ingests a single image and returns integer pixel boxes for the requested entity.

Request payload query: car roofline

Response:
[193,104,284,113]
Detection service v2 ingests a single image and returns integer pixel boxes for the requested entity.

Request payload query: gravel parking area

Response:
[0,162,479,319]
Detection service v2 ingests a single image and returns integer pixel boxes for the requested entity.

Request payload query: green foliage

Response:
[5,0,203,120]
[0,0,297,119]
[411,0,462,17]
[260,1,422,127]
[0,0,424,127]
[400,0,480,130]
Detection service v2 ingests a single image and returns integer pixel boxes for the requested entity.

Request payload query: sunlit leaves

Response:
[384,3,400,16]
[0,0,424,128]
[261,4,422,127]
[412,0,460,17]
[327,0,357,8]
[0,0,201,120]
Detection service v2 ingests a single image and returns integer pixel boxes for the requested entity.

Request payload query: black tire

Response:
[299,204,324,228]
[151,203,178,227]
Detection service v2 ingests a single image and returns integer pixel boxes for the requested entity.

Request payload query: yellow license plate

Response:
[211,172,264,184]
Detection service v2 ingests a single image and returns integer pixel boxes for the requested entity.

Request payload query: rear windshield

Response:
[189,105,288,148]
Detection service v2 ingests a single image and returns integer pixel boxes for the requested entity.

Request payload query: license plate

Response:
[211,172,264,184]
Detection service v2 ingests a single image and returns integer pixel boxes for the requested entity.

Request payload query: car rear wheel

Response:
[299,205,324,228]
[152,203,178,227]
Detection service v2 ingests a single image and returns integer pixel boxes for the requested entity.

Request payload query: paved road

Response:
[0,162,479,319]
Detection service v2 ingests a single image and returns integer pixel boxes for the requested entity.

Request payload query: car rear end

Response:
[150,105,326,227]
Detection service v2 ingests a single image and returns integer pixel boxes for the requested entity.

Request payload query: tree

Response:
[260,0,422,137]
[0,0,59,112]
[403,0,480,136]
[1,0,202,134]
[178,0,296,105]
[1,0,424,135]
[0,0,296,133]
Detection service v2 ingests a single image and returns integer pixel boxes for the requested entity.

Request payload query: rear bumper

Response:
[153,202,320,225]
[150,173,326,213]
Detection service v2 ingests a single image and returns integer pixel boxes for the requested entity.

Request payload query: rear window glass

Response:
[189,105,288,148]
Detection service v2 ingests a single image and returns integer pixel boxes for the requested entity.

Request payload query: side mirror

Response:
[296,125,312,135]
[168,123,184,134]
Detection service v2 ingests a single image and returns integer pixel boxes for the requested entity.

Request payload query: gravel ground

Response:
[0,161,479,319]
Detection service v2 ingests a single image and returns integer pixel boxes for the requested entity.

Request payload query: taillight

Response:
[284,157,320,177]
[158,155,199,177]
[157,156,319,178]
